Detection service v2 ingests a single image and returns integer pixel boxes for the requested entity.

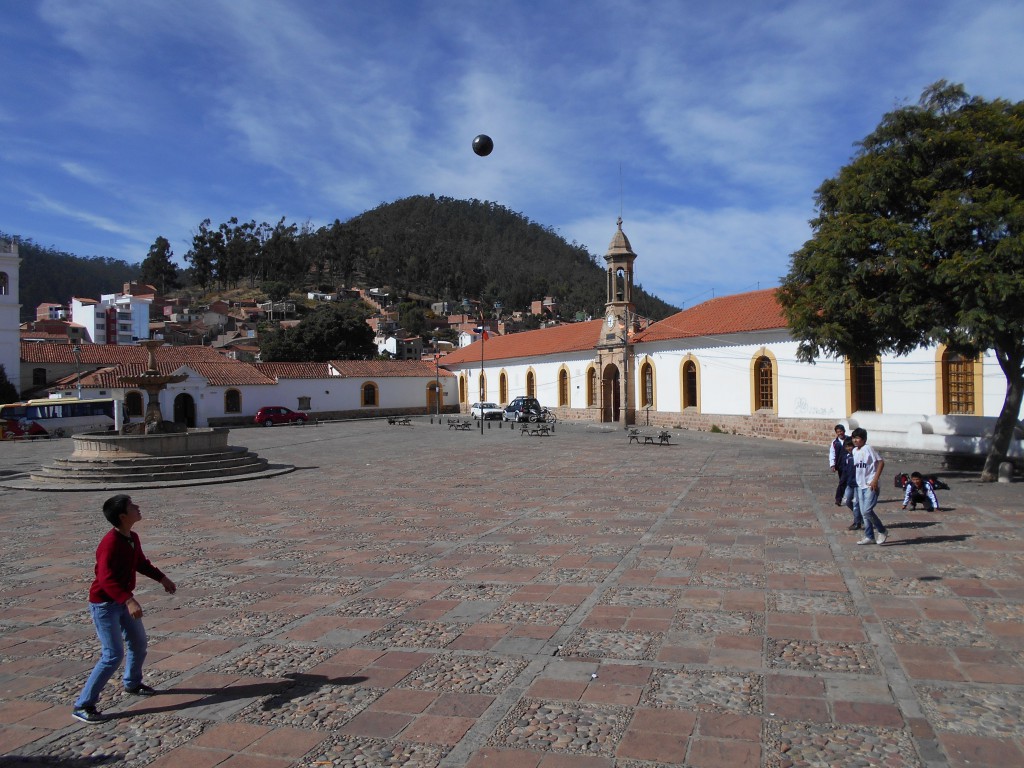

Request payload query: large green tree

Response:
[0,364,18,404]
[780,82,1024,481]
[260,302,376,362]
[139,236,179,294]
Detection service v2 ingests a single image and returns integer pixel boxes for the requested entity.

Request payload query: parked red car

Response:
[254,406,308,427]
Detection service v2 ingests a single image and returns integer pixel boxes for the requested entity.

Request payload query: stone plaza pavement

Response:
[1,419,1023,768]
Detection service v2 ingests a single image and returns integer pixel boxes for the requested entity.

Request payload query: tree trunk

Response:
[981,346,1024,482]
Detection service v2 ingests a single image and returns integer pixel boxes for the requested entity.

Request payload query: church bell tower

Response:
[594,218,637,426]
[0,240,22,397]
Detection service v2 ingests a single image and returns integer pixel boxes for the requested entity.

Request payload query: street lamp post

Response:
[430,337,440,418]
[72,345,82,399]
[480,329,486,434]
[464,298,489,436]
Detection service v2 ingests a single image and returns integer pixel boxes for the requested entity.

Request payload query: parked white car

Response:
[470,402,503,420]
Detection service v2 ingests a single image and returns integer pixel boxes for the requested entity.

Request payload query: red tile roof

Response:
[441,320,605,366]
[634,288,787,343]
[21,342,235,365]
[254,362,335,379]
[435,291,786,366]
[328,360,454,378]
[25,342,278,389]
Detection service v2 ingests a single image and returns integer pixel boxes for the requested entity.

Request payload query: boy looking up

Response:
[72,495,176,724]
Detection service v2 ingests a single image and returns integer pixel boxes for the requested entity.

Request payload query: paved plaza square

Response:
[1,420,1022,767]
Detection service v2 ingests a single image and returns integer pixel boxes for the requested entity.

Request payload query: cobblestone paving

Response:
[486,601,577,625]
[304,735,449,767]
[916,684,1024,737]
[489,698,630,756]
[643,669,763,713]
[363,621,466,649]
[600,586,682,607]
[767,559,841,576]
[767,638,878,673]
[33,714,207,767]
[764,720,922,767]
[883,618,996,647]
[561,627,663,660]
[672,609,763,634]
[237,679,384,730]
[399,653,528,692]
[209,642,338,677]
[3,423,1024,768]
[768,591,855,615]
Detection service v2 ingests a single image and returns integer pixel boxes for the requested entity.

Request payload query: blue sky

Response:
[2,0,1022,310]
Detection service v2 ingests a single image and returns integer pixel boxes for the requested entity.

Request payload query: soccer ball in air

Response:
[472,135,493,157]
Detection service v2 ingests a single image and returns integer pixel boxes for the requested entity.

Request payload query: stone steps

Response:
[30,448,270,484]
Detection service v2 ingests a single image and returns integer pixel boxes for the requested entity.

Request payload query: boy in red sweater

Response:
[72,495,176,724]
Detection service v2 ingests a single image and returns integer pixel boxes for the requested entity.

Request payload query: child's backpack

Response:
[895,473,909,489]
[927,475,950,490]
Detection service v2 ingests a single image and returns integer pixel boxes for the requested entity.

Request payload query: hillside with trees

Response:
[2,233,139,322]
[10,196,679,327]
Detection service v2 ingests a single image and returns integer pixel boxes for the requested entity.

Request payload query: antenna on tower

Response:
[619,162,624,220]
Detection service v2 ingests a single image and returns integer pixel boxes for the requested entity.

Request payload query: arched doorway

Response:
[173,393,196,427]
[602,364,620,423]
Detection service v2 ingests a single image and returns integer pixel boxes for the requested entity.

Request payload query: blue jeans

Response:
[856,487,886,540]
[74,601,147,708]
[843,484,862,526]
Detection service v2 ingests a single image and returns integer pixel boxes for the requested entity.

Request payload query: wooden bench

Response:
[523,424,552,437]
[387,416,412,426]
[629,429,672,445]
[449,420,472,431]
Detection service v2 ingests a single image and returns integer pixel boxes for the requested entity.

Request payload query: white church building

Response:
[440,219,1023,461]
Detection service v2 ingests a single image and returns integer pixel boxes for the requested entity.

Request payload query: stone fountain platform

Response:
[3,427,295,492]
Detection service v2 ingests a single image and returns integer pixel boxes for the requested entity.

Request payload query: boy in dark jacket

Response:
[838,437,863,530]
[72,495,176,724]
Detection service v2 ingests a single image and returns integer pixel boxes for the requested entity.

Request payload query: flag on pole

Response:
[474,326,489,341]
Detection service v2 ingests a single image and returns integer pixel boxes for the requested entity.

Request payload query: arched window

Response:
[361,382,378,407]
[0,272,8,296]
[125,391,144,418]
[587,367,597,407]
[32,367,47,386]
[558,368,569,407]
[682,360,698,409]
[459,375,467,403]
[478,371,486,401]
[754,355,774,411]
[499,372,508,404]
[640,361,654,408]
[526,371,536,398]
[224,389,241,413]
[942,350,977,414]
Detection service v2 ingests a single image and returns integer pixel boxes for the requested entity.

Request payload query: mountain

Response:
[7,196,679,324]
[348,196,678,321]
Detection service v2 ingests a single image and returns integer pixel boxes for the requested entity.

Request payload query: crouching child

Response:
[902,472,941,512]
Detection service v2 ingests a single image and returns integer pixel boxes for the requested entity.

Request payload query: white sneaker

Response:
[875,531,888,545]
[856,537,874,545]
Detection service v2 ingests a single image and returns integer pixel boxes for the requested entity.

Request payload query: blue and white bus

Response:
[0,397,117,438]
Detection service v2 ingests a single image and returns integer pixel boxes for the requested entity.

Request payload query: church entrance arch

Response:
[602,364,620,423]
